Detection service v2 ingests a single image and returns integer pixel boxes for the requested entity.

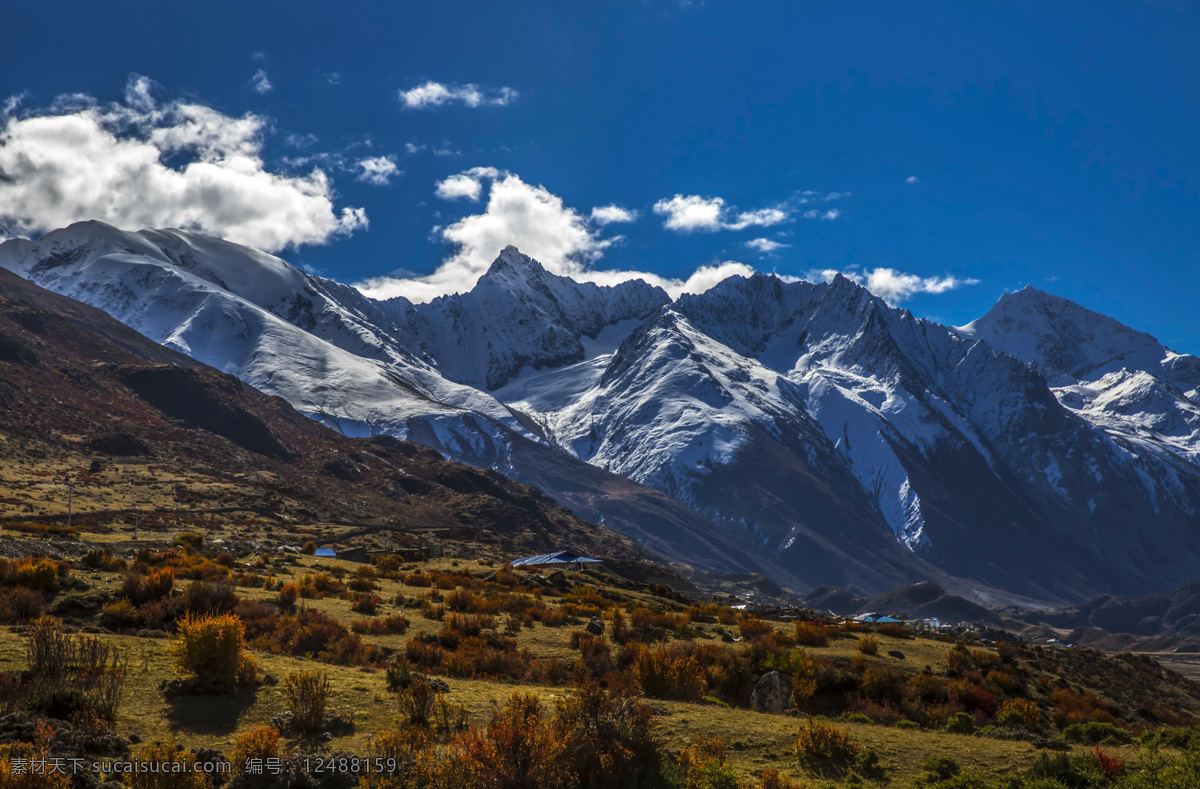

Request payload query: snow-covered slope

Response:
[6,222,1200,601]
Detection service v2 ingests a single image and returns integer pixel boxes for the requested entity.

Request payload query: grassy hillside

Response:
[4,539,1200,789]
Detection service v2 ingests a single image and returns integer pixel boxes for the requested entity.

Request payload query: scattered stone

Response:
[751,670,793,713]
[586,617,605,635]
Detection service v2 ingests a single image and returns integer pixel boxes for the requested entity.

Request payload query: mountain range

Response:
[3,220,1199,603]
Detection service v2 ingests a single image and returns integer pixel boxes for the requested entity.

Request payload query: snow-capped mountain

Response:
[958,286,1200,465]
[5,221,1200,602]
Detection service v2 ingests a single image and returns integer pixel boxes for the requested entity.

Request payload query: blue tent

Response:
[510,550,602,568]
[314,548,336,557]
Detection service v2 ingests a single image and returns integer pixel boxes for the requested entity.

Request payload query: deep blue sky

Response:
[2,1,1198,350]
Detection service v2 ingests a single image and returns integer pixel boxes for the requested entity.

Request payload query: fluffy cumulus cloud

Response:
[356,169,754,302]
[746,238,789,254]
[250,69,273,94]
[355,156,400,185]
[433,167,501,201]
[400,81,518,109]
[806,267,979,304]
[652,194,789,232]
[589,204,638,225]
[0,75,366,251]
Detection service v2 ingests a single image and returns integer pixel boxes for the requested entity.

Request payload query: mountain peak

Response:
[484,246,548,279]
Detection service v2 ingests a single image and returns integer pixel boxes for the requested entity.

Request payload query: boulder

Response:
[586,617,605,635]
[751,670,793,713]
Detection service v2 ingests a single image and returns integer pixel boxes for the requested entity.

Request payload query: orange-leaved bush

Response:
[170,612,257,687]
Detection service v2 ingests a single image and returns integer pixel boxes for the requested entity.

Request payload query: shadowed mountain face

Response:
[0,265,667,568]
[5,222,1200,602]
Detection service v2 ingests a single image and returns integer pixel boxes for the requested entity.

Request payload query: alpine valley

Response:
[4,220,1199,604]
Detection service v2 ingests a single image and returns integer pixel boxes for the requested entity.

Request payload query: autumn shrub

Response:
[856,635,880,655]
[99,599,143,629]
[795,718,858,764]
[554,682,662,789]
[997,698,1042,731]
[538,607,568,627]
[81,548,125,572]
[751,769,800,789]
[674,736,738,789]
[25,617,74,676]
[860,664,905,705]
[22,618,126,722]
[1052,689,1117,729]
[570,632,613,680]
[793,620,836,647]
[352,614,410,635]
[432,695,470,734]
[230,726,280,776]
[946,646,973,673]
[351,593,380,615]
[180,581,239,614]
[398,678,443,727]
[0,587,43,622]
[276,583,299,608]
[175,532,204,550]
[122,567,175,604]
[405,634,446,670]
[5,559,66,592]
[295,571,344,598]
[442,612,494,638]
[629,643,706,702]
[284,670,330,734]
[877,622,909,639]
[238,602,382,666]
[124,740,212,789]
[170,612,258,687]
[1094,746,1125,781]
[451,692,567,789]
[737,616,773,640]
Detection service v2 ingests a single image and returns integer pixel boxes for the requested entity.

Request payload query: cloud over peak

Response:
[356,168,753,303]
[807,267,979,303]
[0,75,366,252]
[400,81,518,109]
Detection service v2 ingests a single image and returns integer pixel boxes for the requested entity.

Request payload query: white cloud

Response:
[0,75,366,252]
[820,209,840,221]
[356,155,399,185]
[404,142,425,154]
[355,169,756,302]
[590,205,638,225]
[325,72,342,86]
[653,194,790,232]
[434,167,501,201]
[806,267,979,304]
[653,194,725,231]
[905,176,920,184]
[400,81,519,109]
[250,69,273,94]
[824,192,850,201]
[746,238,789,254]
